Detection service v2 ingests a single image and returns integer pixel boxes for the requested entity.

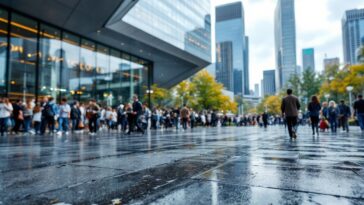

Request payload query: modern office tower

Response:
[302,48,315,72]
[263,70,276,96]
[216,2,249,95]
[342,8,364,65]
[254,84,260,97]
[323,57,340,69]
[274,0,297,90]
[0,0,211,104]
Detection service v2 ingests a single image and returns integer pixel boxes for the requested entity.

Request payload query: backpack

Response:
[43,104,55,118]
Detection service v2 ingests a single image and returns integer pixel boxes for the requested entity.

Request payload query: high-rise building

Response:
[263,70,276,96]
[323,57,340,69]
[254,84,260,97]
[274,0,297,90]
[302,48,315,72]
[216,2,249,95]
[342,8,364,65]
[0,0,211,103]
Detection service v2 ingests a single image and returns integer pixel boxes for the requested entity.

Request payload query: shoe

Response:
[57,131,62,135]
[65,131,69,135]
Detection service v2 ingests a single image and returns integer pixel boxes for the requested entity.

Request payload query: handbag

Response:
[18,110,24,121]
[78,121,85,129]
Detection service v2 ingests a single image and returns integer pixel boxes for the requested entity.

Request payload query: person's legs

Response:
[63,118,69,132]
[40,118,47,135]
[0,118,5,136]
[358,114,364,131]
[286,117,293,138]
[58,118,64,133]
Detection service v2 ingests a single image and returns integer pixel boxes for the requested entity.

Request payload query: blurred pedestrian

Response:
[281,89,301,138]
[308,96,321,136]
[354,95,364,132]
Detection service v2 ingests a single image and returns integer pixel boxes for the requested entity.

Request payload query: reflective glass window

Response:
[109,49,123,105]
[79,39,96,102]
[121,53,132,103]
[39,24,61,101]
[8,13,37,101]
[0,9,8,96]
[95,44,110,106]
[61,32,80,100]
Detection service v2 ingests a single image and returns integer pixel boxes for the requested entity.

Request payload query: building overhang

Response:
[0,0,211,88]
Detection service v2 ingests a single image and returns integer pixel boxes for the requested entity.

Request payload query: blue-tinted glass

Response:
[9,13,38,101]
[39,24,61,101]
[0,8,7,96]
[79,39,96,102]
[61,32,80,100]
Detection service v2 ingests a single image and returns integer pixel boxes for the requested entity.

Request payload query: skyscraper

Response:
[254,84,260,97]
[263,70,276,96]
[274,0,297,90]
[216,2,249,95]
[302,48,315,72]
[342,8,364,65]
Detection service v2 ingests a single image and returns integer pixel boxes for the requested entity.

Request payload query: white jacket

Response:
[0,103,13,118]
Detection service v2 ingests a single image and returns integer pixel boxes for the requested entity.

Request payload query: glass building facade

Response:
[0,7,151,106]
[302,48,315,72]
[342,8,364,65]
[122,0,211,62]
[215,2,249,96]
[274,0,297,90]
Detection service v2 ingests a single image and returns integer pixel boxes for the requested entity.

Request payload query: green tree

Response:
[143,84,172,107]
[189,70,237,113]
[300,69,321,107]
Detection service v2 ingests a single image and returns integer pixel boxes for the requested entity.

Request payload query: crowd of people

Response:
[0,90,364,138]
[282,89,364,138]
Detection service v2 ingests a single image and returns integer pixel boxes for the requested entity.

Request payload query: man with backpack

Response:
[40,97,59,135]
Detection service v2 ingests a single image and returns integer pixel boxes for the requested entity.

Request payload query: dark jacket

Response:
[328,106,339,120]
[354,99,364,115]
[308,102,321,117]
[281,95,301,117]
[338,104,351,118]
[132,101,143,116]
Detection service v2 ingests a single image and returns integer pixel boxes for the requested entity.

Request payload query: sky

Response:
[212,0,364,90]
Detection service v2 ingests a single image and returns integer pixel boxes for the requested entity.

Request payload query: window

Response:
[61,32,80,101]
[95,44,110,106]
[38,24,61,101]
[0,8,8,96]
[8,13,38,101]
[79,39,96,102]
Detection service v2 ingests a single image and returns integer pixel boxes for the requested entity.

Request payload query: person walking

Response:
[23,99,34,133]
[180,104,190,130]
[262,112,269,128]
[0,97,13,136]
[307,96,321,136]
[127,95,144,135]
[281,89,301,138]
[57,98,71,135]
[354,95,364,132]
[328,101,339,133]
[338,100,351,132]
[190,109,196,129]
[70,101,81,133]
[12,100,24,134]
[32,104,42,135]
[86,99,100,135]
[40,97,58,135]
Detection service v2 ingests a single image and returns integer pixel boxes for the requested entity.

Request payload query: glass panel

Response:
[109,50,125,106]
[121,53,132,103]
[61,32,80,101]
[8,13,38,101]
[38,24,61,101]
[79,39,96,102]
[0,8,8,96]
[95,44,110,106]
[130,57,145,102]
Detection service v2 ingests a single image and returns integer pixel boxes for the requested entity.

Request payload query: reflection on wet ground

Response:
[1,126,364,204]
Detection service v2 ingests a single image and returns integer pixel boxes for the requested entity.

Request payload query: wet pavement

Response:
[1,126,364,205]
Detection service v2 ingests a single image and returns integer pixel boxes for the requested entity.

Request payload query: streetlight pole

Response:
[146,89,154,108]
[324,94,330,103]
